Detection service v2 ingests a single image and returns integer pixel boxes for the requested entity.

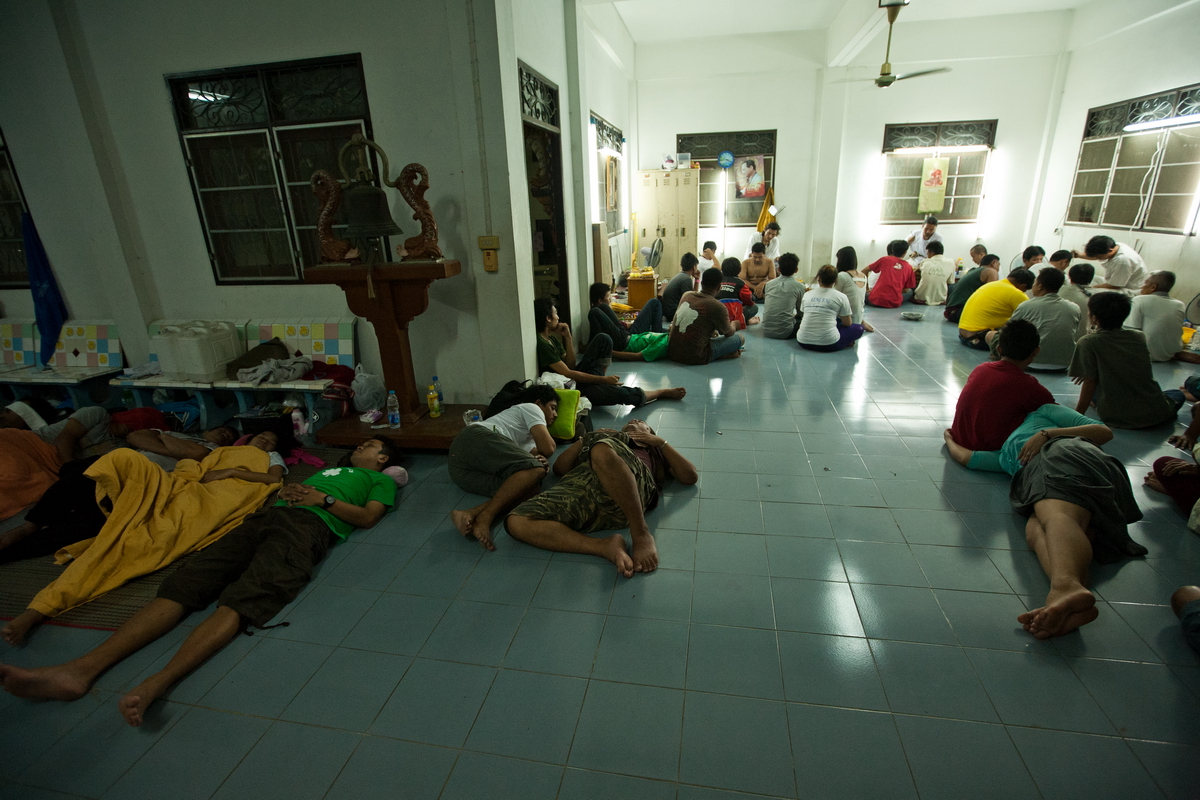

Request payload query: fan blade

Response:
[893,67,951,81]
[831,76,883,84]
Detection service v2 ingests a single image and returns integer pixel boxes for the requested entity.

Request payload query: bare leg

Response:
[0,598,187,701]
[642,387,687,403]
[942,428,974,467]
[119,605,241,727]
[0,521,38,554]
[612,351,648,362]
[1168,402,1200,449]
[1172,585,1200,617]
[589,443,658,574]
[1144,471,1167,494]
[508,515,634,577]
[450,466,546,551]
[1174,351,1200,365]
[2,609,48,646]
[1016,500,1097,639]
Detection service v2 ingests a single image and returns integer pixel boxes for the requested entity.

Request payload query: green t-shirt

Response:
[1068,329,1176,429]
[275,466,396,539]
[536,334,567,372]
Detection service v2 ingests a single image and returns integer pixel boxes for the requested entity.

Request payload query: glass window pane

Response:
[175,74,267,130]
[1163,125,1200,164]
[0,200,21,240]
[725,201,761,226]
[0,240,26,287]
[1079,139,1117,171]
[942,197,979,220]
[1072,171,1110,196]
[699,183,722,203]
[210,231,296,279]
[881,197,919,222]
[1145,194,1196,231]
[0,157,21,203]
[1153,162,1200,194]
[187,133,279,189]
[1110,167,1152,194]
[1067,196,1103,223]
[883,177,919,198]
[275,123,362,183]
[1102,195,1141,226]
[885,156,923,178]
[954,152,987,174]
[200,188,286,230]
[952,175,984,196]
[266,63,367,123]
[1116,132,1161,167]
[699,202,719,227]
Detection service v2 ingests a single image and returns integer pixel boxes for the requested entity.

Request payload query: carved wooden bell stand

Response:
[305,259,464,447]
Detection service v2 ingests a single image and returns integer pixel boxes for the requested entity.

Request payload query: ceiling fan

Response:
[842,0,951,88]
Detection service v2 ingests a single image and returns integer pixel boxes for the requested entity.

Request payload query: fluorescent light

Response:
[188,89,230,102]
[598,147,621,159]
[1124,113,1200,132]
[892,145,990,154]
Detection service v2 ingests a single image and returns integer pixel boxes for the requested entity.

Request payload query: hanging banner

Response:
[918,157,949,214]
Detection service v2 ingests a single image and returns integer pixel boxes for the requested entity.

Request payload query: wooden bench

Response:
[1,320,124,408]
[210,319,356,431]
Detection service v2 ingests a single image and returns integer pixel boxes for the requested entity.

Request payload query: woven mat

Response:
[0,445,353,631]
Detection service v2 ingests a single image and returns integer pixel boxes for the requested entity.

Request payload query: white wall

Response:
[0,0,536,402]
[1033,0,1200,303]
[635,30,825,268]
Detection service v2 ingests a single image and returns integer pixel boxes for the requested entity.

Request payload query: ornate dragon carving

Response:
[310,170,357,262]
[395,163,442,261]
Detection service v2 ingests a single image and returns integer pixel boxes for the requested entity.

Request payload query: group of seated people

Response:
[3,225,1197,728]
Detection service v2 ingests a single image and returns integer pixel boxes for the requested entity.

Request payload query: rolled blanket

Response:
[237,356,313,386]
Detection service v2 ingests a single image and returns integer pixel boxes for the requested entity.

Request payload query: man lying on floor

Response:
[0,438,396,727]
[506,421,697,577]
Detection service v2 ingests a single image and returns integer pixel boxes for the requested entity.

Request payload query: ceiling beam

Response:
[826,3,887,67]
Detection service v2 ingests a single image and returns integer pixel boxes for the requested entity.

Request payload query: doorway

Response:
[518,62,570,319]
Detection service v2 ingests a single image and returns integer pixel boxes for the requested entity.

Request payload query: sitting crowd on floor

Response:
[1,226,1197,728]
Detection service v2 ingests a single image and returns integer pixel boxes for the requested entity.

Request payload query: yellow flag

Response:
[756,188,776,232]
[918,158,949,214]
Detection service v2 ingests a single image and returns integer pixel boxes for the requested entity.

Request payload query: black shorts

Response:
[157,507,334,628]
[959,330,990,351]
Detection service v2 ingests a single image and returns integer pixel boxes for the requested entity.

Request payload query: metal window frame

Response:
[166,54,377,285]
[879,148,990,224]
[0,128,33,290]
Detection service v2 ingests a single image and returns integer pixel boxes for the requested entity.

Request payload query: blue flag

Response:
[22,212,68,369]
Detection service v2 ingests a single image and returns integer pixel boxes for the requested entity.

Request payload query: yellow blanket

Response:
[28,446,279,617]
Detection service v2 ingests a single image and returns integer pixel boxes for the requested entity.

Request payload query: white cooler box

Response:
[153,321,245,382]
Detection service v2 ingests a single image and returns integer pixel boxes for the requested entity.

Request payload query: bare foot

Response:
[450,509,474,537]
[863,322,875,333]
[747,316,761,325]
[0,662,90,700]
[468,515,496,551]
[661,387,686,400]
[2,609,47,646]
[719,349,743,361]
[1018,588,1097,639]
[631,532,658,573]
[1144,472,1167,494]
[119,692,152,727]
[598,533,634,578]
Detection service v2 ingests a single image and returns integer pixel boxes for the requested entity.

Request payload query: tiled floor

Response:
[4,306,1200,799]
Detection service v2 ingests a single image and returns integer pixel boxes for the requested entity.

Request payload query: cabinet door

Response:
[676,169,700,256]
[633,171,660,265]
[655,173,678,272]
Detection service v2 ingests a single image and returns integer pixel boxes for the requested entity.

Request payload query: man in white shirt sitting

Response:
[1021,246,1046,269]
[911,241,955,305]
[906,216,943,268]
[745,222,781,263]
[1071,235,1147,295]
[698,241,720,271]
[1126,270,1200,363]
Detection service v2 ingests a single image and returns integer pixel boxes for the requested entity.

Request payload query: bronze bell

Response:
[342,180,403,239]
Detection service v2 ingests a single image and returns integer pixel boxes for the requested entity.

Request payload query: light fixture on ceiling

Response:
[892,145,991,154]
[1123,113,1200,133]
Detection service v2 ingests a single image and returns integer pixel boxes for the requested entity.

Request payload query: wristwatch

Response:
[322,494,336,509]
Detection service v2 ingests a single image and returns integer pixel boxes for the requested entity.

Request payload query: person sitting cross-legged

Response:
[797,265,864,353]
[987,267,1080,371]
[910,240,955,306]
[506,422,697,578]
[761,252,806,340]
[944,252,999,323]
[667,267,745,364]
[1069,291,1184,429]
[865,239,915,308]
[449,385,558,550]
[0,438,397,727]
[717,257,759,324]
[587,282,662,350]
[958,267,1034,350]
[1126,270,1200,364]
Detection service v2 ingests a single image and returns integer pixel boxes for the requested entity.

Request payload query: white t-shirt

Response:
[698,256,718,271]
[798,287,852,347]
[471,403,546,453]
[745,232,781,261]
[35,406,114,458]
[913,254,955,305]
[1127,292,1185,361]
[1099,243,1148,294]
[907,230,944,266]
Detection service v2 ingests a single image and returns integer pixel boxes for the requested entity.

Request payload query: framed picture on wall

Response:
[734,155,766,199]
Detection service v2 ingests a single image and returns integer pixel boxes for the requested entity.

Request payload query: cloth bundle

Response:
[236,356,313,386]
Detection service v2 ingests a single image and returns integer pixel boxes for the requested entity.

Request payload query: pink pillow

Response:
[232,434,253,446]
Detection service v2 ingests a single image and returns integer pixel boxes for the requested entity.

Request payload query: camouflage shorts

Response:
[508,431,656,534]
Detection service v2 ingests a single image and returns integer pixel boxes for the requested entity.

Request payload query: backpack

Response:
[484,379,531,419]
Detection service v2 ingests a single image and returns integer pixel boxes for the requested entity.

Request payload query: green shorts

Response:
[448,424,544,497]
[508,432,657,534]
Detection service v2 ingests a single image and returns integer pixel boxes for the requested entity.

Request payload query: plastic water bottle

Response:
[426,384,442,418]
[432,375,444,406]
[386,390,401,429]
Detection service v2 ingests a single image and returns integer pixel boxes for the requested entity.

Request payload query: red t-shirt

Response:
[867,256,916,308]
[950,361,1056,451]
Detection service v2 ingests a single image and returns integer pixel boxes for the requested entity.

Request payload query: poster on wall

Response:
[918,157,949,214]
[734,155,766,199]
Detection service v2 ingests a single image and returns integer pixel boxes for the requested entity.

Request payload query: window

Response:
[677,131,776,227]
[879,120,997,224]
[167,55,378,284]
[1067,83,1200,234]
[0,127,31,289]
[591,113,623,236]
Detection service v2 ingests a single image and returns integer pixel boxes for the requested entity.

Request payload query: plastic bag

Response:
[351,364,387,411]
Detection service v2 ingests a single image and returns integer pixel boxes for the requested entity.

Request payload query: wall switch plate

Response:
[478,235,500,250]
